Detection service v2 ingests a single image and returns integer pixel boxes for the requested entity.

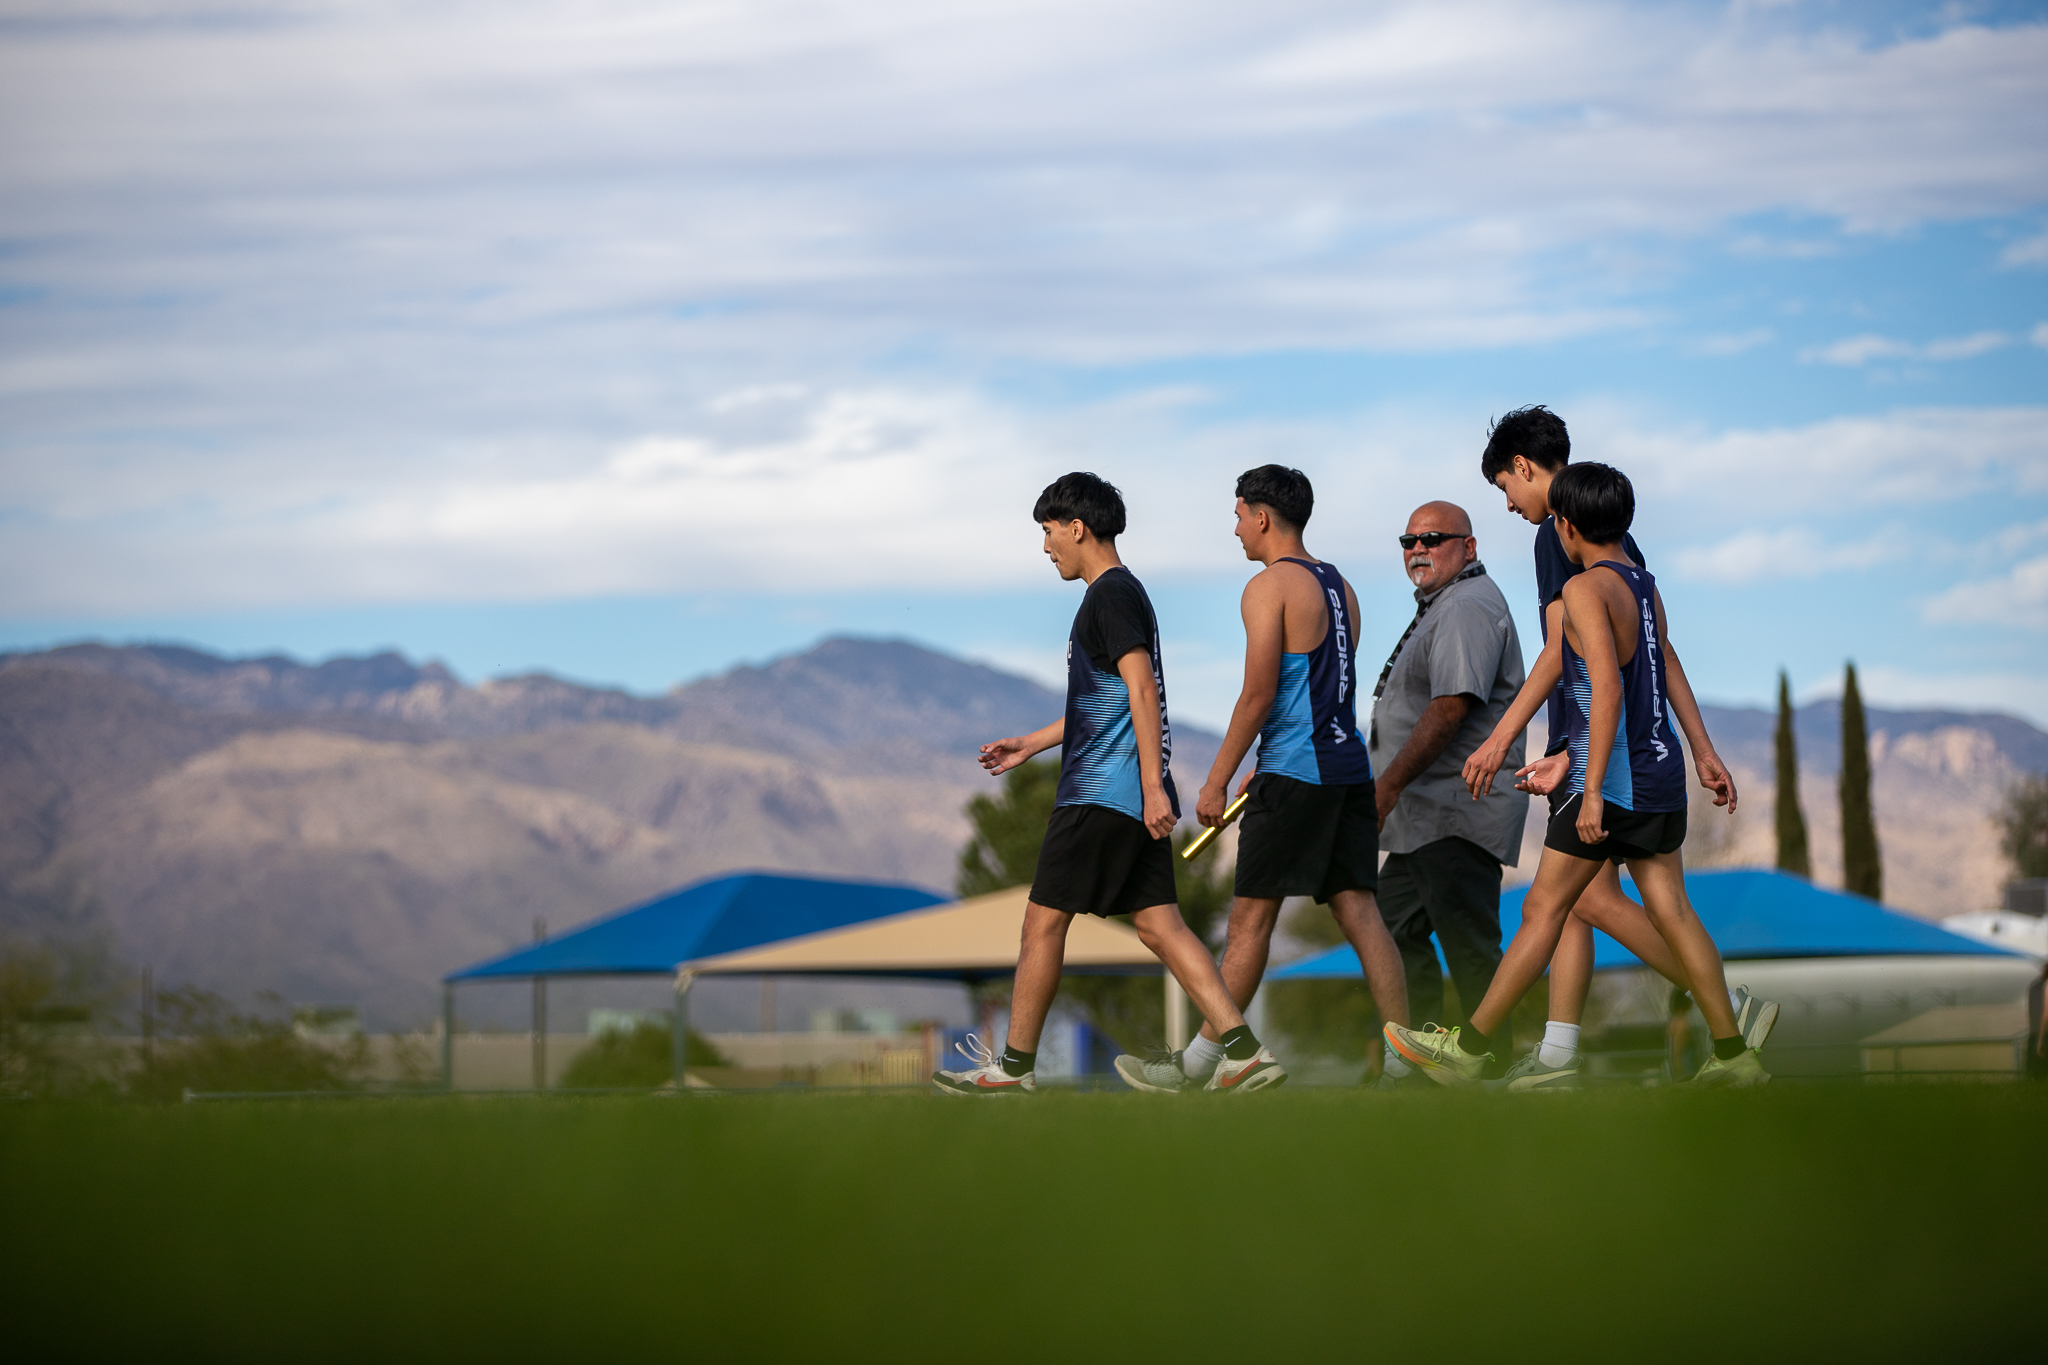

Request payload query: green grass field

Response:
[4,1085,2043,1360]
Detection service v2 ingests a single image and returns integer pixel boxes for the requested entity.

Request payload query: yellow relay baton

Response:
[1180,791,1250,860]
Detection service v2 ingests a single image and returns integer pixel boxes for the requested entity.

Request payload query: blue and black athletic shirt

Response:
[1056,566,1179,821]
[1254,558,1373,787]
[1562,561,1685,813]
[1534,517,1645,756]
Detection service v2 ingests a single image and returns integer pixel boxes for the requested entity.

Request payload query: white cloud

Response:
[1799,330,2010,365]
[1690,327,1775,356]
[1671,527,1898,586]
[2034,322,2048,349]
[2003,229,2048,267]
[1589,405,2048,512]
[1920,554,2048,629]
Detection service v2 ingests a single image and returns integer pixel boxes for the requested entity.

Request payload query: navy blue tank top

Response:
[1056,567,1178,820]
[1562,561,1685,813]
[1255,558,1373,787]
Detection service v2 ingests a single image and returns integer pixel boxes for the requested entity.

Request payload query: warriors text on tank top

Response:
[1056,567,1179,820]
[1563,561,1685,813]
[1254,558,1374,786]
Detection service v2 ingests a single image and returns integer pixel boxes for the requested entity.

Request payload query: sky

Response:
[2,0,2046,731]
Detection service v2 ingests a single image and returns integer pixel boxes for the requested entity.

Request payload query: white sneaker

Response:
[1732,987,1780,1052]
[931,1033,1033,1096]
[1115,1050,1200,1094]
[1204,1045,1286,1094]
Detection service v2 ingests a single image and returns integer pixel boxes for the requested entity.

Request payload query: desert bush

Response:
[558,1019,727,1089]
[127,988,369,1102]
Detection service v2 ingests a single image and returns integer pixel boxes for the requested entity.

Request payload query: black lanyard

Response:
[1372,562,1487,702]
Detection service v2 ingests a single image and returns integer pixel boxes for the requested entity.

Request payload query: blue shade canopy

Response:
[446,872,946,981]
[1269,868,2016,982]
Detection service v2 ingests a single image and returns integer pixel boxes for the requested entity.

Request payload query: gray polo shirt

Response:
[1368,564,1529,865]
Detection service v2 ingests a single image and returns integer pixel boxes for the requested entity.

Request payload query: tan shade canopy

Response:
[687,885,1164,979]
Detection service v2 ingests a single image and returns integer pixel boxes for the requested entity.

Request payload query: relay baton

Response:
[1180,791,1250,860]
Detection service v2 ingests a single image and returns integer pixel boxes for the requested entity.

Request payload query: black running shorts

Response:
[1544,791,1687,864]
[1233,774,1379,901]
[1029,803,1179,918]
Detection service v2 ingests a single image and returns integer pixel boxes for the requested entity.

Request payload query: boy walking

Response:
[1114,465,1402,1093]
[934,472,1285,1095]
[1459,408,1775,1090]
[1387,463,1769,1088]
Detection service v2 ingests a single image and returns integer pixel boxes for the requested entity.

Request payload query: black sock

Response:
[1712,1035,1746,1062]
[1219,1025,1259,1061]
[1001,1046,1035,1077]
[1457,1025,1491,1057]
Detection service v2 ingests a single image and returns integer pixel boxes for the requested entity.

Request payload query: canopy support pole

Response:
[441,983,455,1092]
[1165,973,1190,1052]
[672,968,696,1090]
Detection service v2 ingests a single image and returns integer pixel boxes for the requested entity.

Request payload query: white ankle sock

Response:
[1537,1022,1581,1069]
[1382,1044,1414,1078]
[1182,1033,1225,1077]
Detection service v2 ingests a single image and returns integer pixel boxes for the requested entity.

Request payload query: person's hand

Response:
[1375,780,1400,832]
[1696,750,1738,813]
[1514,751,1570,796]
[1196,782,1228,828]
[1462,736,1512,799]
[1576,793,1608,846]
[1236,769,1254,797]
[1141,785,1176,840]
[978,736,1033,776]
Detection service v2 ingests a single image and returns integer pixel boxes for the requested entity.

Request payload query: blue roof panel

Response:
[446,871,946,981]
[1270,868,2014,981]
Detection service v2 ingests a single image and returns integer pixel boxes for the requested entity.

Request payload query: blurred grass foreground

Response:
[3,1087,2042,1359]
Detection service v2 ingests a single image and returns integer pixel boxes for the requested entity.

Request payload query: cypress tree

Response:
[1839,662,1883,901]
[1773,671,1810,878]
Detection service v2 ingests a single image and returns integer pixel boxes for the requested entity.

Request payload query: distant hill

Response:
[0,637,2038,1025]
[0,638,1219,1024]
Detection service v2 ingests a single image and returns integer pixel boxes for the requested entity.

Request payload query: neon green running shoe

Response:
[1691,1048,1770,1089]
[1382,1022,1488,1090]
[1487,1051,1582,1093]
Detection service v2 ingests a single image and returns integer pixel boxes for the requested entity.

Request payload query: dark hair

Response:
[1548,462,1634,543]
[1234,465,1313,531]
[1479,405,1570,483]
[1032,472,1126,540]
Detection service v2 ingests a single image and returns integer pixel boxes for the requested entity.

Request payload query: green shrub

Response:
[559,1020,727,1089]
[127,988,368,1102]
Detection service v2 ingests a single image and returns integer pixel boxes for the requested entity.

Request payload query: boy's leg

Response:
[1568,863,1694,992]
[1329,888,1409,1028]
[1194,895,1285,1040]
[1385,849,1603,1086]
[1548,916,1593,1027]
[1129,902,1246,1036]
[1623,856,1737,1038]
[1004,901,1076,1052]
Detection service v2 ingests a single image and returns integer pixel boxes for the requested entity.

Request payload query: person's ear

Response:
[1512,455,1533,484]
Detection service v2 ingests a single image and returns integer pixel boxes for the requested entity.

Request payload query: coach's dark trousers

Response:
[1379,836,1510,1067]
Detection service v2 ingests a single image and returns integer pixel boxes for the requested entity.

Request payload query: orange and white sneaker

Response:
[1204,1045,1286,1094]
[931,1033,1034,1096]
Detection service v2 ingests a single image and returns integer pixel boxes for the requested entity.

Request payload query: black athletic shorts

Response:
[1234,774,1379,901]
[1544,791,1686,864]
[1029,803,1179,918]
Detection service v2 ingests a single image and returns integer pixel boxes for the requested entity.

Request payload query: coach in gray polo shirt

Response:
[1368,500,1529,1068]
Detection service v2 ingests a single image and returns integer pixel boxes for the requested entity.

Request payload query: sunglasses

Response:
[1398,531,1466,550]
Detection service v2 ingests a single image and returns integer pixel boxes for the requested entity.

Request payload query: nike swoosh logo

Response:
[975,1075,1022,1088]
[1216,1060,1260,1087]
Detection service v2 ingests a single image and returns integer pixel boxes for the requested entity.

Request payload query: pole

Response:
[531,917,547,1092]
[140,964,154,1071]
[1165,973,1190,1051]
[442,983,455,1092]
[672,968,696,1090]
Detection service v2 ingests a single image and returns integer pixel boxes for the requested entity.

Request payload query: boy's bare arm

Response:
[1198,574,1285,826]
[1465,597,1565,797]
[1653,590,1737,812]
[1562,576,1620,843]
[1116,648,1176,839]
[978,717,1065,775]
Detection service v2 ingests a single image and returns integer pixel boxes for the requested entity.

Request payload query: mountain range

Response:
[1,638,2038,1025]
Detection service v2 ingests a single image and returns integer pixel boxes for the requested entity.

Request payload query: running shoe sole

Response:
[1743,998,1780,1052]
[931,1074,1030,1096]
